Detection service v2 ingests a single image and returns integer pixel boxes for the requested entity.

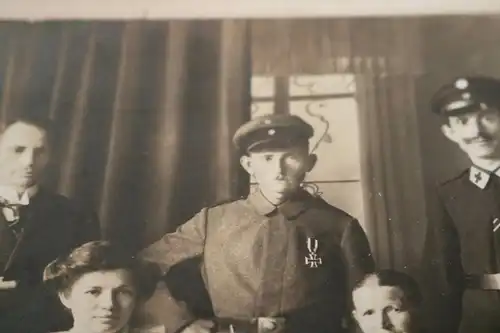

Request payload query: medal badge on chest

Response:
[305,237,322,268]
[493,218,500,233]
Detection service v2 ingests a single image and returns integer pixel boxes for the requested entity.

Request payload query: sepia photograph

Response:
[0,2,500,333]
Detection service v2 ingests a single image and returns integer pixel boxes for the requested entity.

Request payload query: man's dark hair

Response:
[0,113,55,145]
[353,269,423,308]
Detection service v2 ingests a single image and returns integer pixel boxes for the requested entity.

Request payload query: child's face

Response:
[352,282,414,333]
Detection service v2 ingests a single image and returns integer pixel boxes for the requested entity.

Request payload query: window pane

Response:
[289,74,355,96]
[251,101,274,119]
[251,76,275,98]
[290,98,361,182]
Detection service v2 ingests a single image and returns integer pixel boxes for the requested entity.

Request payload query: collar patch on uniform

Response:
[469,166,490,189]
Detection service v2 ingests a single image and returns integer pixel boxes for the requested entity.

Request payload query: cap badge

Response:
[268,129,276,136]
[455,78,469,90]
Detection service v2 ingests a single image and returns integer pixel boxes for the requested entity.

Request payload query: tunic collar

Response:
[248,188,310,219]
[469,165,500,189]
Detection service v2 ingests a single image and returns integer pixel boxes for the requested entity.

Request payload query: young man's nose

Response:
[464,118,486,138]
[19,151,34,167]
[381,311,393,330]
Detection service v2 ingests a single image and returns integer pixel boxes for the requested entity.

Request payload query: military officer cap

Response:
[233,114,314,153]
[431,76,500,116]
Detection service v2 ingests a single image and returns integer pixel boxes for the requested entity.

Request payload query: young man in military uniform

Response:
[423,76,500,333]
[140,114,375,333]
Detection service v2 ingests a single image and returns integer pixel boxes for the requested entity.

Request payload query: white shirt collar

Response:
[0,185,38,205]
[69,326,131,333]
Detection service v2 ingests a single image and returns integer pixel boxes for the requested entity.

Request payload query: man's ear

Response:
[441,123,457,143]
[306,153,318,172]
[351,309,358,321]
[240,155,253,176]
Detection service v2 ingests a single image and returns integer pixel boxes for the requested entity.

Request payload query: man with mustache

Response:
[140,114,375,333]
[422,76,500,333]
[0,114,101,333]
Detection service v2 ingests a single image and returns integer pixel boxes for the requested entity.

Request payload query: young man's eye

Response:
[362,309,374,316]
[264,155,273,161]
[481,112,500,123]
[13,146,25,154]
[387,305,403,313]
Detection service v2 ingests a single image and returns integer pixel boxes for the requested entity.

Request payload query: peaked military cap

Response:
[431,76,500,116]
[233,114,314,153]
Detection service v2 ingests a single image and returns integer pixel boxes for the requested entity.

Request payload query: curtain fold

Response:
[356,73,427,272]
[0,20,251,251]
[251,18,424,75]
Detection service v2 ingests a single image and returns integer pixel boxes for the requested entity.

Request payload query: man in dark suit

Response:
[141,114,375,333]
[0,115,101,333]
[423,76,500,333]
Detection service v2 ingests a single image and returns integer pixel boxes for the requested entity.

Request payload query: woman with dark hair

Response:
[43,241,163,333]
[352,270,426,333]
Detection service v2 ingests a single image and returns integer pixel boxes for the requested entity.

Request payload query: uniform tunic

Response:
[141,190,374,333]
[422,167,500,333]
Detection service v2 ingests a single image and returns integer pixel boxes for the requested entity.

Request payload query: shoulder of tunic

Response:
[439,168,469,187]
[207,197,244,208]
[305,195,358,236]
[205,196,248,212]
[309,195,354,220]
[438,168,470,197]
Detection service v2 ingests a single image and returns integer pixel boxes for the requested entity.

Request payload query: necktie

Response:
[0,196,28,232]
[0,197,28,275]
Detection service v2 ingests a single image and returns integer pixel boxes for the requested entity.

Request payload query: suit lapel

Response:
[3,190,50,273]
[469,177,500,223]
[0,210,17,272]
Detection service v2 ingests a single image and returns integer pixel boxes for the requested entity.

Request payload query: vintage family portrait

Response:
[0,9,500,333]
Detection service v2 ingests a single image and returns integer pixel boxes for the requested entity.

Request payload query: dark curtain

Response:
[0,20,251,251]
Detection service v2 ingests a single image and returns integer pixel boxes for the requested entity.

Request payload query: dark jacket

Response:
[422,168,500,333]
[0,188,101,333]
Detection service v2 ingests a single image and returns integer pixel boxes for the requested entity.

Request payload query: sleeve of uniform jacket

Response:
[420,191,463,333]
[139,208,207,276]
[138,209,208,333]
[341,218,375,286]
